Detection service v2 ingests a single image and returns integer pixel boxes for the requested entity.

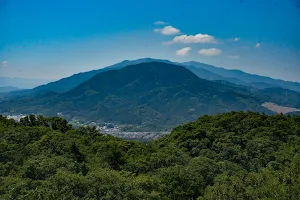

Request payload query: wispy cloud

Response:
[154,26,180,35]
[176,47,191,56]
[1,61,8,67]
[228,37,239,42]
[166,33,217,44]
[228,55,240,59]
[154,21,167,25]
[198,48,222,56]
[255,43,261,48]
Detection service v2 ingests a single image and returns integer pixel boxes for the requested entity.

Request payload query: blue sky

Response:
[0,0,300,81]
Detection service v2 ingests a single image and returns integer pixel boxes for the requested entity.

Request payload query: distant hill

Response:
[258,87,300,108]
[7,58,300,98]
[182,61,300,92]
[0,86,20,93]
[0,76,51,89]
[28,58,172,94]
[1,62,275,131]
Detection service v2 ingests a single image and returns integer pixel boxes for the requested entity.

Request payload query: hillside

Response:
[0,112,299,199]
[182,61,300,92]
[6,58,299,98]
[0,62,273,131]
[26,58,171,95]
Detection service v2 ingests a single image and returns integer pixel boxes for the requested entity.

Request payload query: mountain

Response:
[0,76,52,89]
[0,86,21,93]
[0,58,172,100]
[0,62,275,131]
[0,58,223,97]
[7,58,299,98]
[182,61,300,92]
[27,58,172,95]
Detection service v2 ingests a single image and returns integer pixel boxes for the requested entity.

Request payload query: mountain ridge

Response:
[3,58,299,99]
[182,61,300,91]
[0,62,277,131]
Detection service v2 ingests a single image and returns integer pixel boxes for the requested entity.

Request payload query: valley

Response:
[3,112,169,141]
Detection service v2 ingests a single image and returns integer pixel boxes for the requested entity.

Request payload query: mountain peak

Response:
[120,58,172,64]
[77,61,203,92]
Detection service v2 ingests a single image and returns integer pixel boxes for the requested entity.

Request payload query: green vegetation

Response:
[1,111,300,199]
[2,62,300,131]
[1,62,281,131]
[4,59,300,96]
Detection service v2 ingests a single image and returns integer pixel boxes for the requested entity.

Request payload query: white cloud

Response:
[198,48,222,56]
[228,37,239,42]
[168,34,216,44]
[228,55,240,59]
[176,47,191,56]
[255,43,261,48]
[154,21,167,25]
[1,61,8,67]
[154,26,180,35]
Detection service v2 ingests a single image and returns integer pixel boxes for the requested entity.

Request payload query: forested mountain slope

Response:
[0,112,299,199]
[182,61,300,92]
[0,62,272,131]
[6,58,300,98]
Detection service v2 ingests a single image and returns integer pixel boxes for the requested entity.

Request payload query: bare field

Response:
[262,102,300,114]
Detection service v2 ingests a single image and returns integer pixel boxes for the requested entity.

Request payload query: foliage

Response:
[0,112,300,199]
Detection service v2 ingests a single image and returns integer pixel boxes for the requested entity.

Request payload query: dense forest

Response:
[0,112,300,199]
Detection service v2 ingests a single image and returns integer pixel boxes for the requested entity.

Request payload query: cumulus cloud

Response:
[154,26,180,35]
[234,37,240,41]
[255,43,261,48]
[228,55,240,59]
[198,48,222,56]
[176,47,191,56]
[1,61,8,67]
[167,34,216,44]
[154,21,167,25]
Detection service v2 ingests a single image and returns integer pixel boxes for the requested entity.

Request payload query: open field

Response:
[262,102,300,114]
